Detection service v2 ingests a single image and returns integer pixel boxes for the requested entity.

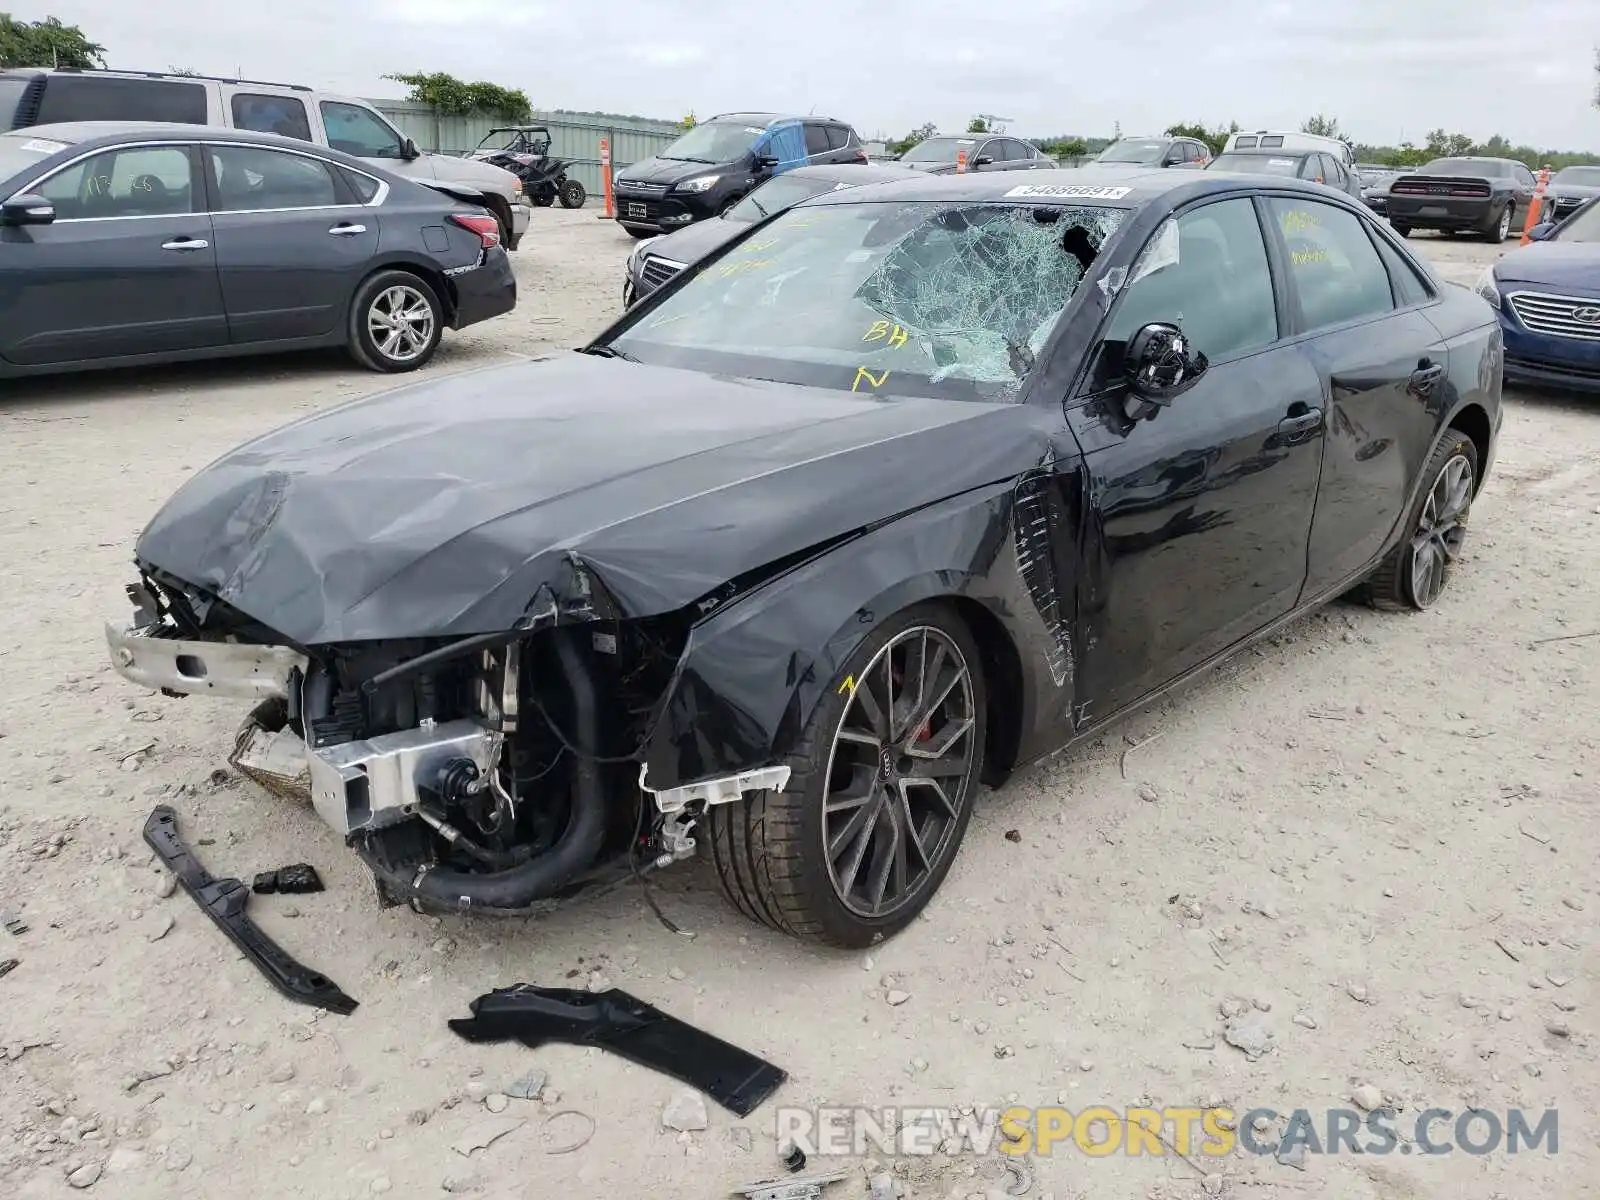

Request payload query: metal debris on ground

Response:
[730,1168,852,1200]
[1,910,27,936]
[0,958,17,979]
[542,1109,595,1154]
[780,1142,806,1172]
[449,984,785,1116]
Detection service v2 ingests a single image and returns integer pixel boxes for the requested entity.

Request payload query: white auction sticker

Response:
[21,138,67,154]
[1002,183,1133,200]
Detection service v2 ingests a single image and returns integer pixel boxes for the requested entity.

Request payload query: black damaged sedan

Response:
[107,168,1503,948]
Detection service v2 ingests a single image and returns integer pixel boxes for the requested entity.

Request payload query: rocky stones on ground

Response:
[1351,1085,1383,1111]
[1223,1018,1272,1061]
[661,1090,708,1132]
[504,1070,546,1101]
[886,989,911,1006]
[484,1094,509,1114]
[66,1161,102,1188]
[451,1118,523,1156]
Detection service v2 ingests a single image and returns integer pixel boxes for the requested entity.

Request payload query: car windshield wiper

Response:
[744,195,768,218]
[663,155,714,163]
[581,345,638,362]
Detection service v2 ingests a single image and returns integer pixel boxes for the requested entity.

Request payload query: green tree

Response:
[1300,113,1344,140]
[1163,120,1240,156]
[966,117,988,134]
[383,71,530,119]
[0,13,105,68]
[887,121,938,156]
[167,65,199,76]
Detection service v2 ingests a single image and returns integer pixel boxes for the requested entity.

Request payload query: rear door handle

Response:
[328,223,366,236]
[161,237,208,251]
[1277,410,1323,435]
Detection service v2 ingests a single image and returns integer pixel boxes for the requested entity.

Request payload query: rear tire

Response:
[1390,221,1411,237]
[706,603,987,948]
[346,270,443,374]
[1481,204,1512,243]
[558,178,587,209]
[1359,430,1478,611]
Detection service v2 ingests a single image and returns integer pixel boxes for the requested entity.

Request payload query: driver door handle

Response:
[1277,409,1323,435]
[1410,360,1446,392]
[328,223,366,235]
[161,237,208,251]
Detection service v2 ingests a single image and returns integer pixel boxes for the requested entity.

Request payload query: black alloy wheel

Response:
[1361,431,1479,610]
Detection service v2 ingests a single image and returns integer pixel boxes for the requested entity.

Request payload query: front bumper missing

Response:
[144,805,357,1014]
[105,620,306,701]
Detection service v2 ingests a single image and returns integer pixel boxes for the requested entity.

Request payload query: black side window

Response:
[231,93,312,142]
[341,167,381,203]
[1372,233,1433,306]
[1297,155,1322,181]
[1269,197,1396,330]
[1515,166,1535,188]
[319,101,403,159]
[208,145,340,211]
[1105,197,1280,362]
[803,124,830,156]
[824,124,849,151]
[37,76,206,125]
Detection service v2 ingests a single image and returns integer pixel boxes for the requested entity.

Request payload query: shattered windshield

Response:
[899,137,977,164]
[658,121,763,163]
[1098,139,1167,164]
[609,199,1127,402]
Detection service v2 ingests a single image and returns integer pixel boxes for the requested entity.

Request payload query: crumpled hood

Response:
[135,355,1048,645]
[1494,241,1600,289]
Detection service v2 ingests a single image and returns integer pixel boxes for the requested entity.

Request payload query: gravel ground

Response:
[0,209,1595,1200]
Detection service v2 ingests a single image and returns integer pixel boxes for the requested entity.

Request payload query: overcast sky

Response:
[29,0,1600,149]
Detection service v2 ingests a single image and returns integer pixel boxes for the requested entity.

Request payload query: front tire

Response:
[346,270,443,374]
[706,604,987,948]
[1361,431,1478,611]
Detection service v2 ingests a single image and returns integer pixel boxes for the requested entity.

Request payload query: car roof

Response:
[1216,148,1313,159]
[706,112,848,127]
[3,122,397,175]
[789,165,1350,210]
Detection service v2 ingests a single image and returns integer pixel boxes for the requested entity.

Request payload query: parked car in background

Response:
[0,123,515,377]
[1362,173,1397,216]
[1385,157,1537,241]
[1476,199,1600,392]
[1090,135,1210,168]
[0,67,531,248]
[1540,165,1600,225]
[1205,149,1363,201]
[1223,130,1354,168]
[622,162,919,306]
[107,166,1500,947]
[896,134,1051,174]
[612,112,867,238]
[1354,162,1400,186]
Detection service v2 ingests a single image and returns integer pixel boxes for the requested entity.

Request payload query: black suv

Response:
[613,112,866,238]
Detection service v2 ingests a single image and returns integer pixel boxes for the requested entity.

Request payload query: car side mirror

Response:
[974,155,994,166]
[1123,323,1208,418]
[0,193,55,226]
[756,154,779,170]
[401,136,420,161]
[1528,222,1556,241]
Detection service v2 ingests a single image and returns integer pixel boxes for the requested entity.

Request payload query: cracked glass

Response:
[611,200,1128,402]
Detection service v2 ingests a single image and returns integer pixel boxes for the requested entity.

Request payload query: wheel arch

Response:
[353,256,456,324]
[640,479,1051,794]
[1445,401,1493,491]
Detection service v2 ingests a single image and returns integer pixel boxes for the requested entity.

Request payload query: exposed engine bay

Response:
[108,566,779,915]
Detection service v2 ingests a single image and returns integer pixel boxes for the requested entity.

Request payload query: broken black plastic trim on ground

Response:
[251,864,325,895]
[142,806,358,1015]
[448,984,786,1116]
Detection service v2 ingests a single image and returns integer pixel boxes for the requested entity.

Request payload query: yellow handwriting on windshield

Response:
[862,320,909,349]
[741,237,779,254]
[717,258,770,278]
[852,367,890,392]
[1291,247,1330,266]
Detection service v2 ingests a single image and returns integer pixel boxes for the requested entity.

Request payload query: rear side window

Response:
[37,76,206,125]
[340,167,380,203]
[1372,234,1433,306]
[1259,135,1284,148]
[824,124,851,150]
[803,124,830,156]
[231,94,312,142]
[319,101,403,159]
[1235,136,1258,148]
[208,145,340,211]
[1269,198,1395,331]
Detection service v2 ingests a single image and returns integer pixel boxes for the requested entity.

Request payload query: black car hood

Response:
[637,216,744,268]
[135,355,1050,645]
[900,160,955,174]
[616,156,726,186]
[1548,184,1600,201]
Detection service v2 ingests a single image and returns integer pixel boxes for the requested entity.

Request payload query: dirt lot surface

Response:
[1,210,1595,1200]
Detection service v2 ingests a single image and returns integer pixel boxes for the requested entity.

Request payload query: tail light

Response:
[451,213,501,249]
[855,147,867,162]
